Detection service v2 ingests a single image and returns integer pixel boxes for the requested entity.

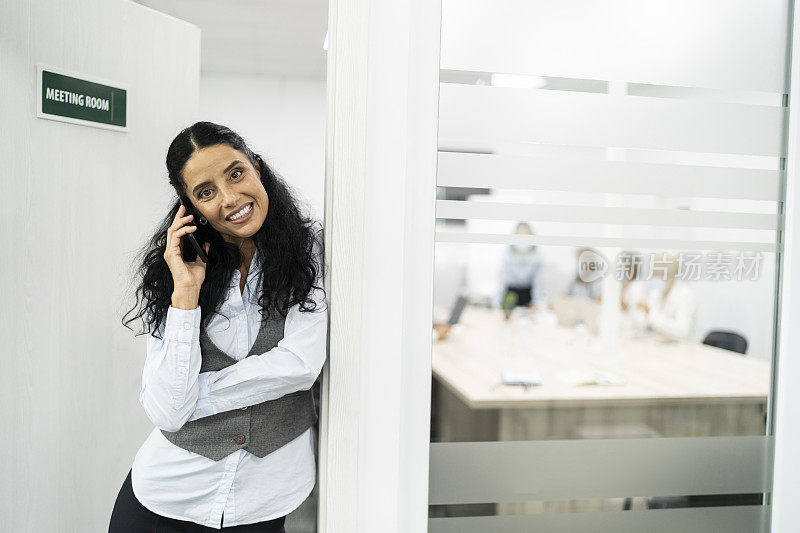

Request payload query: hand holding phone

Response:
[179,200,210,264]
[163,202,211,292]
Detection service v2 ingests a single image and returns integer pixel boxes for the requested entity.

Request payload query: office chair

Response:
[646,331,753,511]
[702,330,748,355]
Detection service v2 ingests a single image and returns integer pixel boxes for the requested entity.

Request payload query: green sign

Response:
[37,65,128,131]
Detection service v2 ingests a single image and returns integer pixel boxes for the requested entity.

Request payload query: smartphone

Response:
[179,199,210,264]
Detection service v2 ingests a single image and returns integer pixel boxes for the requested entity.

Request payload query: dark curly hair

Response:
[122,121,325,339]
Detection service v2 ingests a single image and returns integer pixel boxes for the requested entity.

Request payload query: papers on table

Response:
[499,371,627,387]
[501,371,543,387]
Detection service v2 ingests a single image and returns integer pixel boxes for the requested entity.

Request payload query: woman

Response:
[637,252,696,341]
[617,250,649,336]
[565,247,602,302]
[111,122,327,531]
[494,222,546,311]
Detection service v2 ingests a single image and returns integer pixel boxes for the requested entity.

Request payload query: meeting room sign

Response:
[37,64,128,132]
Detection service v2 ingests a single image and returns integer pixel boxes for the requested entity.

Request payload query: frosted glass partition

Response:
[429,0,788,530]
[437,152,784,201]
[429,437,772,504]
[435,229,779,253]
[440,0,789,93]
[434,1,788,252]
[438,83,787,157]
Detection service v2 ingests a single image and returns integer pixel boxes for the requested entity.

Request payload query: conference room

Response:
[427,69,779,518]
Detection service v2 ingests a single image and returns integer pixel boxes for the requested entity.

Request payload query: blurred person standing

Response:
[493,222,546,311]
[617,250,649,335]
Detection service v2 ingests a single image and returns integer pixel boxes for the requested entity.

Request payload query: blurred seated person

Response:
[617,250,650,335]
[637,252,697,341]
[493,222,546,312]
[432,307,451,341]
[566,247,602,302]
[618,250,648,311]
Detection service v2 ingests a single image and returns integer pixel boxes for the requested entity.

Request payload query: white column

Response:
[320,0,441,531]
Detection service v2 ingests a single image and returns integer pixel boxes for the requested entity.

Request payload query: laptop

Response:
[448,295,469,326]
[552,296,601,335]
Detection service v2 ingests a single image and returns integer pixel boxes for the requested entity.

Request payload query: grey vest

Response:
[161,308,318,461]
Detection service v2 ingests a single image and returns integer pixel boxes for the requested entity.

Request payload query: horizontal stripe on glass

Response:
[436,201,781,230]
[438,84,787,157]
[434,231,779,253]
[441,0,789,93]
[429,436,772,504]
[428,506,768,533]
[437,152,784,201]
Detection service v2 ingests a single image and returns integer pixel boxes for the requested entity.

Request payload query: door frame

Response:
[772,0,800,531]
[318,0,442,531]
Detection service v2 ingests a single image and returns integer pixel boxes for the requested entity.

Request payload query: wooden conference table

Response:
[431,306,771,513]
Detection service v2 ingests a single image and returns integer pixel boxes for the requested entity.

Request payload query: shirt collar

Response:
[229,247,263,288]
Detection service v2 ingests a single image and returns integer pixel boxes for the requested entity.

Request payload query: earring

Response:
[198,216,207,225]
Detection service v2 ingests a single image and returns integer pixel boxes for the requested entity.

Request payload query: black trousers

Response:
[507,285,532,307]
[109,469,286,532]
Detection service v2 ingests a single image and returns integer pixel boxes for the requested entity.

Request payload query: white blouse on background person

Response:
[620,280,650,336]
[131,242,327,529]
[645,280,697,341]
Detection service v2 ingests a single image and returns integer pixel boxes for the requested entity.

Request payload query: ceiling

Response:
[135,0,328,78]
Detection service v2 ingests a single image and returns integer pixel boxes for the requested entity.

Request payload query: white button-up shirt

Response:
[132,244,327,529]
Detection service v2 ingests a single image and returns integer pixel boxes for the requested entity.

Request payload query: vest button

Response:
[234,434,246,445]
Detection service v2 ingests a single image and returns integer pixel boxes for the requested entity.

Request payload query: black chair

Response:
[702,330,748,355]
[645,330,753,511]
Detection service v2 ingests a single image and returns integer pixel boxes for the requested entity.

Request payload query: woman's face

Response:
[181,144,269,250]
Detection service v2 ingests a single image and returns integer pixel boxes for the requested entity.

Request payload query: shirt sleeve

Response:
[188,285,328,421]
[188,234,328,421]
[139,305,203,432]
[530,258,545,306]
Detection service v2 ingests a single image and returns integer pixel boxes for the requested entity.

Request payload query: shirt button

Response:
[240,406,248,410]
[225,472,233,479]
[238,313,246,321]
[183,322,191,330]
[234,434,246,445]
[178,367,188,374]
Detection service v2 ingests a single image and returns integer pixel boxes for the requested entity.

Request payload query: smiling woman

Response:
[123,121,324,332]
[181,143,271,258]
[114,121,327,531]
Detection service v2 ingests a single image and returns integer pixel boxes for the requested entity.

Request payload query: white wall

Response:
[0,1,200,530]
[199,73,327,221]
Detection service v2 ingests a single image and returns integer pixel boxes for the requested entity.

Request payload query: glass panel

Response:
[429,0,786,528]
[441,0,789,93]
[429,437,772,504]
[438,83,787,157]
[437,152,783,201]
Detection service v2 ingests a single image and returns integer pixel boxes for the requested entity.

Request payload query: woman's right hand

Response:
[163,204,211,293]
